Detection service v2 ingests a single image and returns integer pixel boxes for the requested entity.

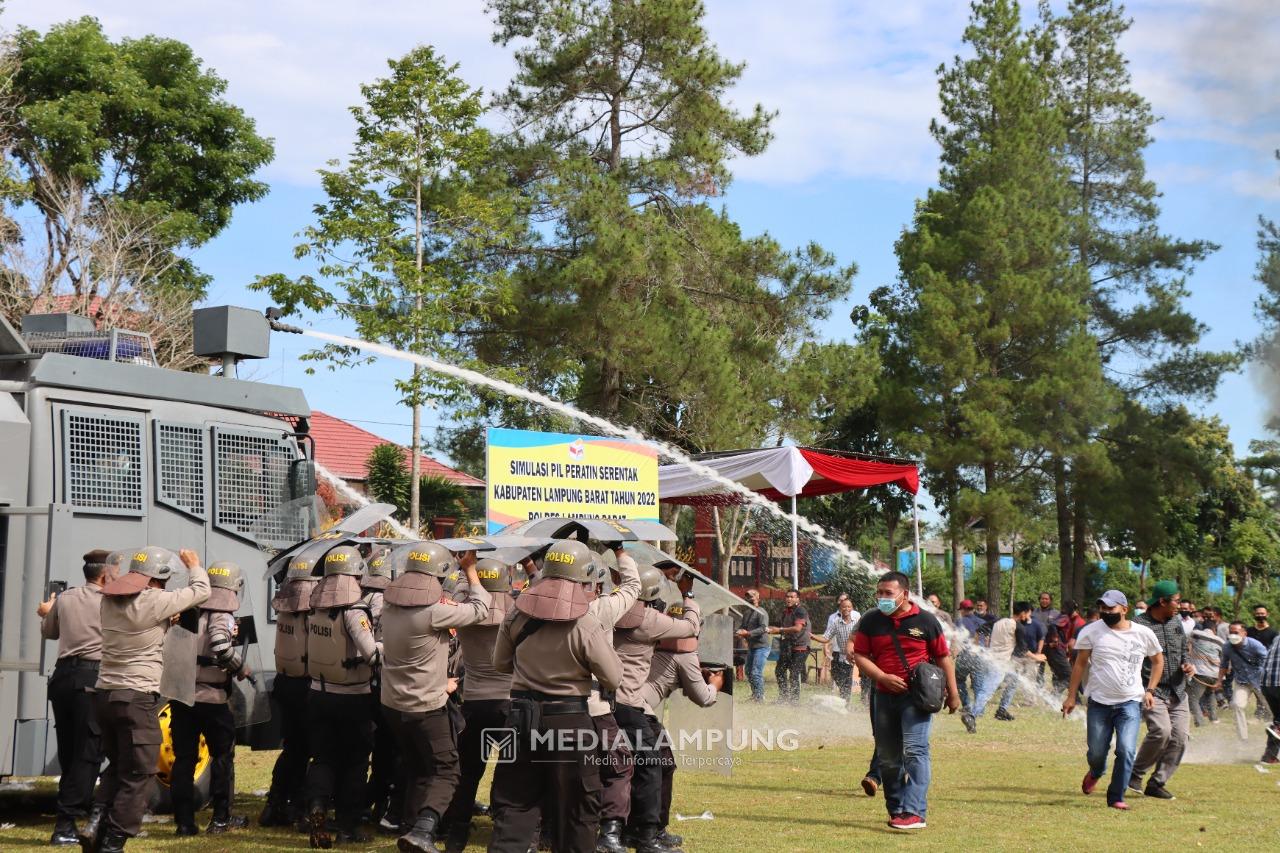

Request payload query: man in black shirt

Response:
[1249,605,1278,649]
[768,589,810,704]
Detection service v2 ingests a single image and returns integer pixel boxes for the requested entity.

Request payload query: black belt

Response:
[55,656,100,669]
[511,690,587,715]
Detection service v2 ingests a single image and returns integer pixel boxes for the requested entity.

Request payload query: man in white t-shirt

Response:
[1062,590,1164,811]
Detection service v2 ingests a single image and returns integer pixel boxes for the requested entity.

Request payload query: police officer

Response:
[305,545,382,848]
[612,567,699,853]
[633,620,723,849]
[38,550,120,845]
[381,541,491,853]
[589,548,641,853]
[81,547,210,853]
[360,547,400,832]
[259,554,319,829]
[488,540,623,853]
[441,556,517,851]
[172,561,251,835]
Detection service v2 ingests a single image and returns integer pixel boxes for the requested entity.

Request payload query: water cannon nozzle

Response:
[265,307,303,334]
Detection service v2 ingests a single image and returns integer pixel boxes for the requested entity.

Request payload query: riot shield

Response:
[663,667,735,778]
[227,589,271,728]
[159,607,199,708]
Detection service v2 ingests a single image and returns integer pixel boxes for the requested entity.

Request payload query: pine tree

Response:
[876,0,1098,606]
[447,0,855,459]
[1044,0,1237,602]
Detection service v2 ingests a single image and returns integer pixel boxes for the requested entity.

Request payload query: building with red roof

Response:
[307,410,484,496]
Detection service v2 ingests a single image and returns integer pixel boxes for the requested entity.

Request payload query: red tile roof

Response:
[306,411,484,488]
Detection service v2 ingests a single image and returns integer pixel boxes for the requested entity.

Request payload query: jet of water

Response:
[300,329,1074,721]
[301,329,880,576]
[313,458,416,540]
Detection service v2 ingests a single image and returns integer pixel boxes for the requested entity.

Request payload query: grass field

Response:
[3,686,1278,852]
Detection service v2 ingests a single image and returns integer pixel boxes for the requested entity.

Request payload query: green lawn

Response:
[3,685,1278,851]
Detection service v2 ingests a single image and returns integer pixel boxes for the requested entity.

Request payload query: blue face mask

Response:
[877,597,899,615]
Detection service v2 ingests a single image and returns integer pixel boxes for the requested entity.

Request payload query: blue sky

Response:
[6,0,1279,473]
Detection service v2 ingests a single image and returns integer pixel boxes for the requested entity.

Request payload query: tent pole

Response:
[913,497,923,598]
[791,495,799,591]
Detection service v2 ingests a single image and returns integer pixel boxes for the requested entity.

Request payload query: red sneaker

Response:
[1109,801,1130,811]
[888,814,927,831]
[1081,772,1099,795]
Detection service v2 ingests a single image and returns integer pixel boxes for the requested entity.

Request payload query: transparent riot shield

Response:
[663,670,735,777]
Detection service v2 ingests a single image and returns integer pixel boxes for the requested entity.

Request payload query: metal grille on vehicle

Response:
[25,329,158,366]
[155,422,206,518]
[213,427,301,544]
[62,411,144,514]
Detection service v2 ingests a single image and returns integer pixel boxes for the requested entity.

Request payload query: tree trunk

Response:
[409,378,422,533]
[886,513,899,562]
[408,127,425,532]
[1054,455,1073,604]
[983,458,1001,609]
[1071,496,1088,605]
[947,475,964,611]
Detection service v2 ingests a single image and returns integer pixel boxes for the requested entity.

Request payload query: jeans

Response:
[995,671,1019,714]
[864,691,880,784]
[832,658,854,701]
[872,691,933,819]
[965,659,999,717]
[776,648,808,703]
[1186,676,1218,726]
[1086,699,1142,805]
[746,647,769,701]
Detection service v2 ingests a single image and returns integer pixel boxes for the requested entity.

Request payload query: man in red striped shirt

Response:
[852,571,959,831]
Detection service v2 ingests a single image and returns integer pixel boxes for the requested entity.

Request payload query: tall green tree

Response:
[874,0,1098,608]
[1043,0,1235,601]
[253,46,520,531]
[5,17,272,298]
[446,0,854,460]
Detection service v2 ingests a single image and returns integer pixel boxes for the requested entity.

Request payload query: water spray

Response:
[313,458,417,540]
[300,329,880,575]
[297,328,1077,723]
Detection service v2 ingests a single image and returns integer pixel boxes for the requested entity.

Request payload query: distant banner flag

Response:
[485,428,660,534]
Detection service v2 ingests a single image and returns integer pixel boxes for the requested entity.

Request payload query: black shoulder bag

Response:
[887,621,946,714]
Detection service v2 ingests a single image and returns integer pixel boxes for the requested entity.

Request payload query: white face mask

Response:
[1229,634,1244,645]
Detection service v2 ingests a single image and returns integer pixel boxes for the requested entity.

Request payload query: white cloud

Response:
[3,0,1276,196]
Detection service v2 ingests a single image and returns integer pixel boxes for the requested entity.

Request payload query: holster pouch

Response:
[507,695,542,747]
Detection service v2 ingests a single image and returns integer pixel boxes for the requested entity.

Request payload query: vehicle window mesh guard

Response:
[213,427,301,545]
[156,422,206,518]
[63,411,144,514]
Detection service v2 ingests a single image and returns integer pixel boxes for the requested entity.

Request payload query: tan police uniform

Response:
[304,545,381,847]
[487,541,623,853]
[170,562,249,835]
[359,550,399,829]
[635,642,719,839]
[612,583,699,852]
[381,543,491,852]
[588,551,642,853]
[87,547,209,852]
[259,557,318,828]
[41,551,111,843]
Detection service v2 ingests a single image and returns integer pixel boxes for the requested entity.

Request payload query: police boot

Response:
[307,803,332,850]
[50,815,79,846]
[259,795,291,827]
[656,828,684,847]
[173,801,198,837]
[97,830,128,853]
[77,805,105,853]
[396,809,443,853]
[443,822,470,853]
[634,825,683,853]
[207,814,249,834]
[596,818,626,853]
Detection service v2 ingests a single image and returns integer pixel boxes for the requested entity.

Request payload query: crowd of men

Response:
[33,540,1280,845]
[36,539,727,853]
